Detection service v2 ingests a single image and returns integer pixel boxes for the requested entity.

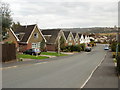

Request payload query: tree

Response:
[0,2,12,39]
[11,22,21,31]
[60,36,65,49]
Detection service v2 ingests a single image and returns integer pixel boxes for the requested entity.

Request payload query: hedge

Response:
[61,44,85,52]
[110,43,120,52]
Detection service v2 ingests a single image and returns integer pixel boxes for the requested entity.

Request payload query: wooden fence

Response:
[1,43,16,62]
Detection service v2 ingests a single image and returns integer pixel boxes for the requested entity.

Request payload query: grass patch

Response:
[41,52,68,56]
[17,54,49,59]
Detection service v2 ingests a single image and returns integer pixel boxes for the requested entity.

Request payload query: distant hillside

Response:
[42,27,118,33]
[61,27,117,33]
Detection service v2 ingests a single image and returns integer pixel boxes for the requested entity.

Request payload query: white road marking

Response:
[2,62,49,69]
[80,53,107,88]
[2,66,18,70]
[34,62,48,65]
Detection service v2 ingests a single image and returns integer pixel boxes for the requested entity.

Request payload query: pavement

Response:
[83,51,118,88]
[2,44,108,88]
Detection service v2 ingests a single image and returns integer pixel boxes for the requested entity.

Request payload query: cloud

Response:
[2,0,118,28]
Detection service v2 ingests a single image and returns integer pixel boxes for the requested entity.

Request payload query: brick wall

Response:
[46,44,56,51]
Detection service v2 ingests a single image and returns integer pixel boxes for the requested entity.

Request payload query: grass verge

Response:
[41,52,68,56]
[17,54,49,60]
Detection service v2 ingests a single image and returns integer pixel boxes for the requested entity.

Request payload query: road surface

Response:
[2,44,107,88]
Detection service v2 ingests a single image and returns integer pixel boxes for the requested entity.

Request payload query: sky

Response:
[2,0,119,29]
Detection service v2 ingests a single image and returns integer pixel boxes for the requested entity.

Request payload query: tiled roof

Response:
[41,29,61,44]
[72,32,76,38]
[14,24,36,42]
[78,33,82,37]
[63,31,70,39]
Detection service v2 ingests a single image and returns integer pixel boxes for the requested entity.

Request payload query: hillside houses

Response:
[4,24,94,52]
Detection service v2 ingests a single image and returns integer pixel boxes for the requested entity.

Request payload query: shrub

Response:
[111,42,120,52]
[61,45,81,52]
[61,44,86,52]
[79,43,85,51]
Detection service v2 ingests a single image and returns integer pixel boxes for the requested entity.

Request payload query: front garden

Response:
[17,52,67,60]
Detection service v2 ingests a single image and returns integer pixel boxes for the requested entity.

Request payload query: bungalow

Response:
[79,34,85,44]
[63,31,75,46]
[41,29,66,51]
[6,24,46,52]
[84,34,90,44]
[87,35,91,43]
[72,32,80,45]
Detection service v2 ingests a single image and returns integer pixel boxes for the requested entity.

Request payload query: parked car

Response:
[85,47,92,52]
[104,45,109,50]
[23,48,41,55]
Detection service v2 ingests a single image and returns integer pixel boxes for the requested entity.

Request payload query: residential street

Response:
[3,44,109,88]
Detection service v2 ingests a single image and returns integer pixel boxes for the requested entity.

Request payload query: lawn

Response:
[41,52,68,56]
[17,54,49,59]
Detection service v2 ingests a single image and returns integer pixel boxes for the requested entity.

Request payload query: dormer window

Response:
[34,33,38,38]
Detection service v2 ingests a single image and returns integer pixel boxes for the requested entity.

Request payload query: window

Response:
[66,40,68,43]
[38,42,41,48]
[34,33,38,38]
[76,43,78,45]
[32,42,41,49]
[32,43,37,48]
[68,43,72,46]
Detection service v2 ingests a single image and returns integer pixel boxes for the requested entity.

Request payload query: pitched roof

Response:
[72,32,76,38]
[9,28,20,41]
[41,29,61,44]
[83,34,85,38]
[63,31,70,39]
[14,24,36,42]
[78,33,82,37]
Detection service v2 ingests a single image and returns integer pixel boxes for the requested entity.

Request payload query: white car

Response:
[104,45,109,50]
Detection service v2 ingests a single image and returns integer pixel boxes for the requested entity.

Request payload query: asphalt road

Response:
[2,44,107,88]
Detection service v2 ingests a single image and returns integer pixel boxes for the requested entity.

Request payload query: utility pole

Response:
[57,35,60,54]
[0,9,2,42]
[117,1,120,74]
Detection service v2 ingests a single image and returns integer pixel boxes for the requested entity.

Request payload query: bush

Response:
[61,44,86,52]
[61,45,81,52]
[79,43,85,51]
[111,42,120,52]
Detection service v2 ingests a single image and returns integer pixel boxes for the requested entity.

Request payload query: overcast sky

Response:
[3,0,119,29]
